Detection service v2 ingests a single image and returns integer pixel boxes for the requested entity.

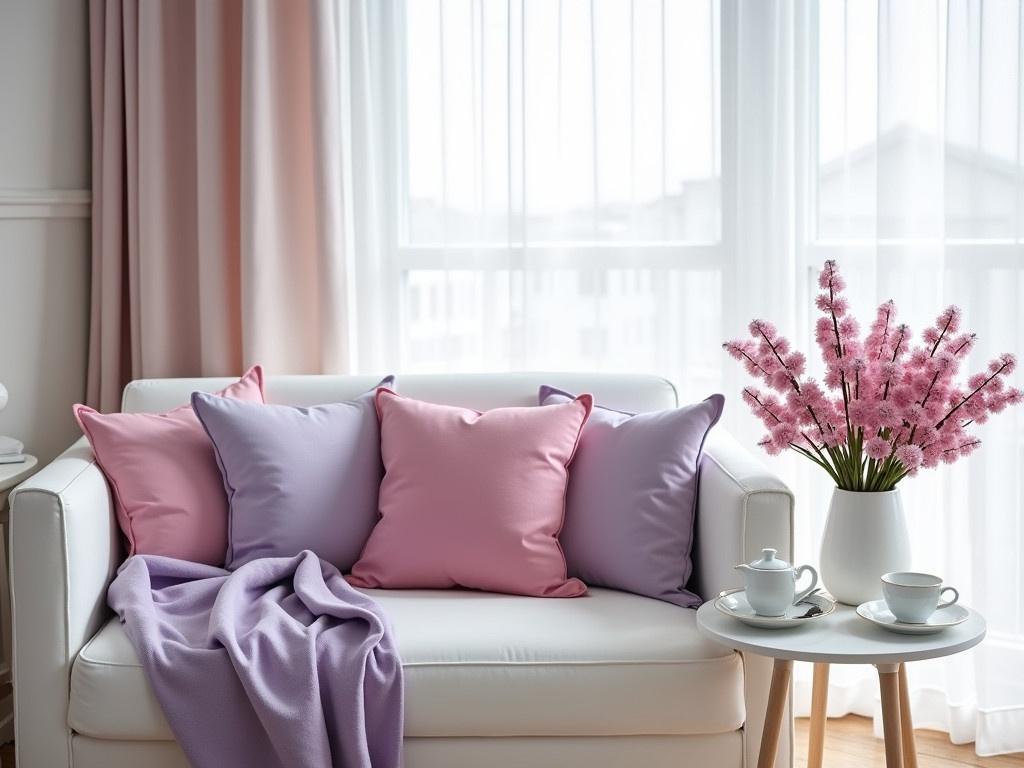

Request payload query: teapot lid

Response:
[749,548,790,570]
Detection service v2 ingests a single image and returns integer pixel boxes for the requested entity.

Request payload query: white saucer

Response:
[714,588,836,629]
[856,600,969,635]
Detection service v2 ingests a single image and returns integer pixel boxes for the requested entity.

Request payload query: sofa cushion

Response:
[192,378,392,571]
[69,588,743,740]
[539,386,724,607]
[73,365,265,565]
[348,389,591,597]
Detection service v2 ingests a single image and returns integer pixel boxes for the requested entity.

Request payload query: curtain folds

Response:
[87,0,366,411]
[783,1,1024,756]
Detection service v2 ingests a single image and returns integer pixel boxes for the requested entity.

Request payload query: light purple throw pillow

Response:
[539,386,724,607]
[192,378,393,571]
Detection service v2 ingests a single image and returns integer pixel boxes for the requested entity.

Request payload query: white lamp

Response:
[0,382,24,460]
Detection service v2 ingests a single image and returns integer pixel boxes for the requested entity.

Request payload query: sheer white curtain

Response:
[351,0,1024,754]
[790,1,1024,756]
[353,0,732,402]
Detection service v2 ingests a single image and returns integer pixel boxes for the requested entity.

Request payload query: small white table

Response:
[0,455,38,744]
[0,455,37,496]
[696,599,986,768]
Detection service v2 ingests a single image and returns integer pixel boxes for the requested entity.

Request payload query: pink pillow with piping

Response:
[347,388,591,597]
[74,366,265,566]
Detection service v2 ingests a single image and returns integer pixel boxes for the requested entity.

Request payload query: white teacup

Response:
[881,572,959,624]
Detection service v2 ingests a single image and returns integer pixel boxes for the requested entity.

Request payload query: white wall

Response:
[0,0,91,463]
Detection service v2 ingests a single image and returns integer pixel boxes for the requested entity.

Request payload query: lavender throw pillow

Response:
[192,378,393,570]
[539,386,724,607]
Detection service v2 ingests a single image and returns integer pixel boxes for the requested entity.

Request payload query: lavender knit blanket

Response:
[108,551,404,768]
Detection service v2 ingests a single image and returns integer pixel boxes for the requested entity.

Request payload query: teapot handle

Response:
[794,565,819,604]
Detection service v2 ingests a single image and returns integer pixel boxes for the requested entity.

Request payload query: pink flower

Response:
[816,294,849,317]
[771,422,797,447]
[935,305,962,335]
[902,404,925,426]
[891,386,915,408]
[723,340,751,361]
[992,353,1017,375]
[876,401,900,428]
[818,259,846,292]
[946,333,976,358]
[890,324,911,360]
[822,426,847,447]
[839,316,860,338]
[814,316,833,341]
[749,319,778,341]
[915,426,937,447]
[922,444,943,468]
[922,400,944,422]
[758,352,780,374]
[847,399,872,426]
[865,436,891,460]
[909,348,929,368]
[896,444,924,471]
[784,351,806,376]
[867,300,897,359]
[743,387,781,426]
[957,439,981,457]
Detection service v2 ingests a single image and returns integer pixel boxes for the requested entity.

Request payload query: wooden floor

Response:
[0,718,1021,766]
[796,715,1024,767]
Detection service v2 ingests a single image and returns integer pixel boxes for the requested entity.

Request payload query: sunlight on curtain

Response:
[394,0,724,406]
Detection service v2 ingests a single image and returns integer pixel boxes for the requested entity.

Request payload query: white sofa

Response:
[10,372,794,768]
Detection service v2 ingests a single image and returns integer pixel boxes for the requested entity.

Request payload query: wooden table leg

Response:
[756,659,793,768]
[898,663,919,768]
[807,662,830,768]
[877,663,903,768]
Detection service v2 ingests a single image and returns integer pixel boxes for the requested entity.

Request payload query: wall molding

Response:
[0,188,91,220]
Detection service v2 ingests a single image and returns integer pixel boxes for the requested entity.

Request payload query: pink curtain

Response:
[88,0,354,411]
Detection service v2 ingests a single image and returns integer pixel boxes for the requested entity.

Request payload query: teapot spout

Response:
[734,563,754,574]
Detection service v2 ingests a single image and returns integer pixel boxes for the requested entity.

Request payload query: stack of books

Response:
[0,436,25,465]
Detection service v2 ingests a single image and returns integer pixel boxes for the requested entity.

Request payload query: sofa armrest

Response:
[692,429,795,768]
[691,429,794,601]
[10,437,119,768]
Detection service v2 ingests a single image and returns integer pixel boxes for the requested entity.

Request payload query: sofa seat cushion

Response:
[69,587,743,740]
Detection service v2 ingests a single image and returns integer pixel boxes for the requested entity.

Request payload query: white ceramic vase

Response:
[819,488,911,606]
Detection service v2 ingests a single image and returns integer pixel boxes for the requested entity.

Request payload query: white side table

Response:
[0,455,38,744]
[696,599,986,768]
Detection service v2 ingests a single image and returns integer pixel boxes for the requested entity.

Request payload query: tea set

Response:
[716,547,968,634]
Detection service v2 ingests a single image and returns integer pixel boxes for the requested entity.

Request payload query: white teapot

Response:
[735,548,818,617]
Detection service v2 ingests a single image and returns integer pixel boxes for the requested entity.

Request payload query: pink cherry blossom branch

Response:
[724,260,1021,490]
[935,357,1013,430]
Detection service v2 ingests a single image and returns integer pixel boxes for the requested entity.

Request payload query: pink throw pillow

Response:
[74,366,265,565]
[347,388,592,597]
